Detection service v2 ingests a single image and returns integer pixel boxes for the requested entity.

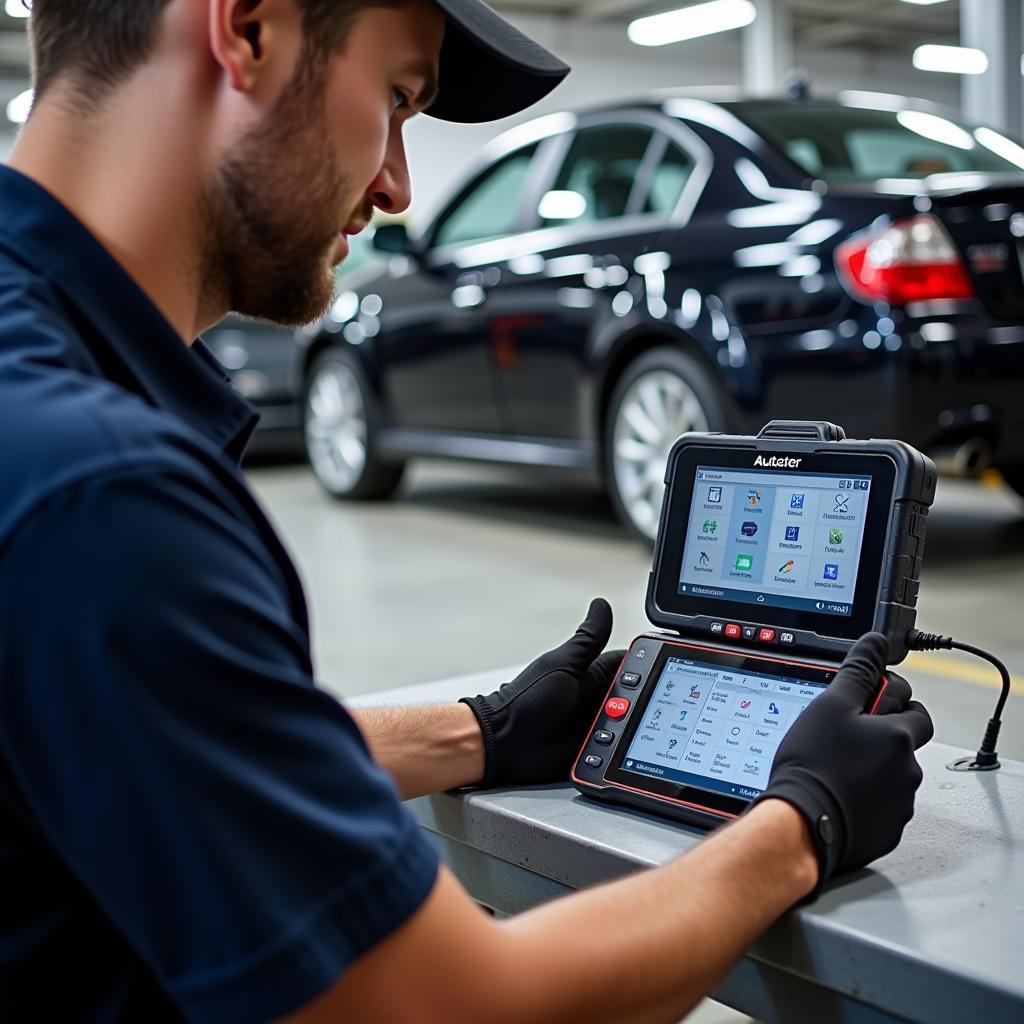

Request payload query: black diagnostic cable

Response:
[906,629,1012,772]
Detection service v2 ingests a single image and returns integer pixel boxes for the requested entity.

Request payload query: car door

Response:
[483,115,705,443]
[376,141,542,433]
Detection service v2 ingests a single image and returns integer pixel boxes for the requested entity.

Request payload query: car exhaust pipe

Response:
[931,438,992,477]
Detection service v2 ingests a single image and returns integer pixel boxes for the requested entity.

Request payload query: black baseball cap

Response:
[426,0,570,123]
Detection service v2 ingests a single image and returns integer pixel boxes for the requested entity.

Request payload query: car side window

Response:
[432,144,539,249]
[540,125,653,227]
[784,138,824,176]
[643,141,697,216]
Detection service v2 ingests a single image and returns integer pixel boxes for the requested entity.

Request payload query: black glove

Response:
[460,599,623,788]
[755,632,934,887]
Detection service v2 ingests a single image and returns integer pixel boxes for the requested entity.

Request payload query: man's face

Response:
[203,0,443,326]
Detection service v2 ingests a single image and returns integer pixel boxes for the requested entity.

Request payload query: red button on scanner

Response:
[605,697,631,720]
[724,623,742,639]
[759,628,776,643]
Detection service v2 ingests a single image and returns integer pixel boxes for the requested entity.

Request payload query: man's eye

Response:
[393,88,410,112]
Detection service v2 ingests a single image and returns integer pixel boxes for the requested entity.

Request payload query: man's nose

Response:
[368,138,412,216]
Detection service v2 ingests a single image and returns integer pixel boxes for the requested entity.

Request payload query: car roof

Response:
[558,89,951,120]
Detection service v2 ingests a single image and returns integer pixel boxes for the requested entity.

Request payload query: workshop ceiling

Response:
[492,0,960,54]
[0,1,963,78]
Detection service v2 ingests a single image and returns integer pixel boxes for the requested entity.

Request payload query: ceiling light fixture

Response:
[4,0,29,17]
[900,0,951,6]
[912,44,989,75]
[628,0,756,48]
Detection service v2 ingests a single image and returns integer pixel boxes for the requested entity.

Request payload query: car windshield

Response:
[730,101,1024,183]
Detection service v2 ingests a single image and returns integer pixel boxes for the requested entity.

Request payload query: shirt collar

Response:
[0,165,258,462]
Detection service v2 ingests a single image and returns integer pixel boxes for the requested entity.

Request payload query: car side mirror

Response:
[372,223,412,255]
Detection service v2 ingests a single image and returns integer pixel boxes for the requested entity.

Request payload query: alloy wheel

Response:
[612,369,710,540]
[305,359,369,495]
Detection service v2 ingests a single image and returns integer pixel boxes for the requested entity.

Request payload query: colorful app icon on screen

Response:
[829,528,844,545]
[708,486,722,503]
[823,563,839,581]
[785,526,800,542]
[741,521,758,537]
[790,493,805,509]
[734,553,753,572]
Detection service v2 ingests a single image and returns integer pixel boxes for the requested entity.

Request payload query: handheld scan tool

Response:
[573,420,937,828]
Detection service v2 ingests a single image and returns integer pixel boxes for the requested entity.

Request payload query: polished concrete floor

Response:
[249,460,1024,1024]
[249,461,1024,762]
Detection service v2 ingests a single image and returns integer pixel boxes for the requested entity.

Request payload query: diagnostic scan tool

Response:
[573,420,937,828]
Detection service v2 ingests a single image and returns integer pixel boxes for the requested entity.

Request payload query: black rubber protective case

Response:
[572,420,937,829]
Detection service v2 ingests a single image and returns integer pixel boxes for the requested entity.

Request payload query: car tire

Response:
[303,348,405,501]
[1001,465,1024,504]
[605,346,728,542]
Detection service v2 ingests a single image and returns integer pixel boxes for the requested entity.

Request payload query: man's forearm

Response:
[300,798,819,1024]
[351,704,484,799]
[498,798,818,1024]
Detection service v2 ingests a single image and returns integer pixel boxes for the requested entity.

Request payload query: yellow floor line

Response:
[903,651,1024,697]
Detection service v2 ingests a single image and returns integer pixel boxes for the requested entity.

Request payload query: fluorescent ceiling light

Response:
[6,87,32,124]
[538,190,588,221]
[975,127,1024,170]
[913,44,989,75]
[4,0,29,17]
[900,0,949,5]
[629,0,755,48]
[897,110,975,150]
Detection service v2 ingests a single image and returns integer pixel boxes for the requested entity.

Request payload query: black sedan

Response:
[300,93,1024,539]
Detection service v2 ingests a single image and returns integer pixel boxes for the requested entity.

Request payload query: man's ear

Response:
[209,0,286,93]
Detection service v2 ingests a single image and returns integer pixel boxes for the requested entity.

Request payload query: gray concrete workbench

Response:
[355,669,1024,1024]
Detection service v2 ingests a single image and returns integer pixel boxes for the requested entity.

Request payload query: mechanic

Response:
[0,1,934,1021]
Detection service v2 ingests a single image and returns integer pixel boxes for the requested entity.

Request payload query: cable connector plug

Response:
[906,630,953,652]
[906,628,1008,772]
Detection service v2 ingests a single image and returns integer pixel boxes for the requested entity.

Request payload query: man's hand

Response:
[757,632,934,887]
[460,598,623,788]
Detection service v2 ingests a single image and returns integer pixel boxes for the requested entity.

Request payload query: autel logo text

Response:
[754,455,803,468]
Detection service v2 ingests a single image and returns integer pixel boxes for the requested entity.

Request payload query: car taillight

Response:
[836,214,975,305]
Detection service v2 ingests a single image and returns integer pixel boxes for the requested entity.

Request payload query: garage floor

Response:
[248,461,1024,1024]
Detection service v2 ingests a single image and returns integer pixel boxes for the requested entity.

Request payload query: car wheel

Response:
[303,349,405,500]
[606,347,727,541]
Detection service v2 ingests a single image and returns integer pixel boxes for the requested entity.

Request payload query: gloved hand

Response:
[460,598,623,788]
[756,632,933,887]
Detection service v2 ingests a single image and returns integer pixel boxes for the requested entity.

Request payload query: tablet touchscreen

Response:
[605,645,835,809]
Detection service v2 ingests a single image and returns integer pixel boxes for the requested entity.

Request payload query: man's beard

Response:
[200,67,366,327]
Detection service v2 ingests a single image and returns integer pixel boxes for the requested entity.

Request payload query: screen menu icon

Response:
[708,486,722,503]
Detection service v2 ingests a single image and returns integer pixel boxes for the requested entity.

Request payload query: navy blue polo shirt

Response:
[0,166,439,1023]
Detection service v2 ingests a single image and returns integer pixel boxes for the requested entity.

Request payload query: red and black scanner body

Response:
[573,420,936,829]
